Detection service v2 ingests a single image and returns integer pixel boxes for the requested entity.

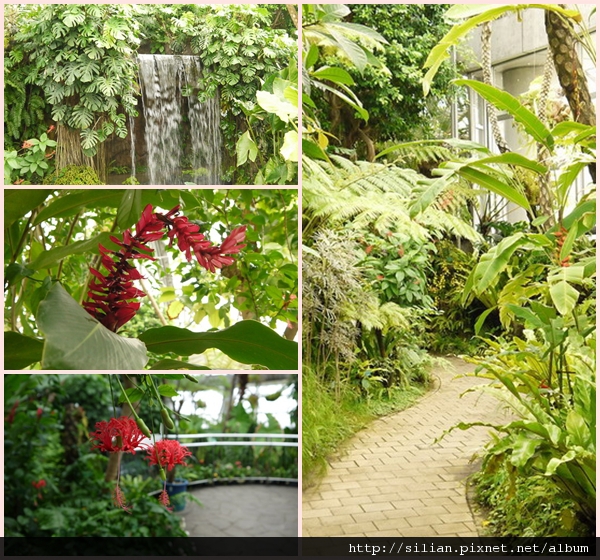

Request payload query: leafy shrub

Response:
[10,4,140,157]
[4,132,57,184]
[425,239,489,353]
[42,164,101,185]
[473,461,591,537]
[360,231,435,308]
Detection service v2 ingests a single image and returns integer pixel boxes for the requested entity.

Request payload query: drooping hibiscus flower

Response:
[90,416,148,454]
[145,438,192,471]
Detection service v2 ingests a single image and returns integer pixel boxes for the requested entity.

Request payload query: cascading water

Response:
[137,54,221,185]
[128,114,136,180]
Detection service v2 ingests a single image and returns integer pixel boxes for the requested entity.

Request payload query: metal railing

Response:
[163,432,298,448]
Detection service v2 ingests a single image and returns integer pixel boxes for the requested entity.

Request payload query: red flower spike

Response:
[6,400,19,424]
[90,417,148,454]
[145,439,192,471]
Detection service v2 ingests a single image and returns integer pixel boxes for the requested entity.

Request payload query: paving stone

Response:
[181,484,297,537]
[302,357,510,537]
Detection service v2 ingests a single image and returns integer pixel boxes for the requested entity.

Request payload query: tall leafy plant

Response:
[427,57,596,535]
[8,4,143,180]
[4,189,298,370]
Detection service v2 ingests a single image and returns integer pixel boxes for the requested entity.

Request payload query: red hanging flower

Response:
[158,489,173,511]
[90,417,148,454]
[162,207,247,273]
[32,479,46,489]
[145,439,192,471]
[113,484,132,513]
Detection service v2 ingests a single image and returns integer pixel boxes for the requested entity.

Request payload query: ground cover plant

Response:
[4,188,298,370]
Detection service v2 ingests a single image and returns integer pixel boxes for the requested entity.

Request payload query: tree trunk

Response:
[545,7,596,182]
[286,5,298,28]
[55,124,107,183]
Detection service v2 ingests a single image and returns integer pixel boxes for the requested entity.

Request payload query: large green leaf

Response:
[4,189,53,227]
[409,169,455,218]
[149,359,210,371]
[139,321,298,370]
[33,190,125,225]
[473,233,525,294]
[549,280,580,316]
[313,80,369,121]
[458,166,532,212]
[28,232,119,271]
[36,283,148,370]
[423,4,581,95]
[468,152,547,174]
[236,130,258,166]
[4,332,44,370]
[510,435,541,468]
[455,80,554,149]
[116,189,143,230]
[311,66,355,86]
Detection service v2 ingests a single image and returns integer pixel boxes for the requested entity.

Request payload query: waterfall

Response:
[137,54,221,185]
[128,115,136,180]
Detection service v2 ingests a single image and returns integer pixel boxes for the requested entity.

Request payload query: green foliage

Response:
[236,62,299,184]
[9,4,142,156]
[3,6,48,148]
[318,4,457,149]
[302,364,425,489]
[302,229,365,371]
[43,164,101,185]
[425,239,490,353]
[303,155,482,244]
[360,231,435,308]
[138,321,298,371]
[4,133,57,184]
[435,64,597,535]
[4,188,297,370]
[473,466,590,537]
[456,354,595,529]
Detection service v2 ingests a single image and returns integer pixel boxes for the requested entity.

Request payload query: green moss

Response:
[43,165,102,185]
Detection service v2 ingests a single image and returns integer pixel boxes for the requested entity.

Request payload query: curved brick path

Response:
[302,357,509,537]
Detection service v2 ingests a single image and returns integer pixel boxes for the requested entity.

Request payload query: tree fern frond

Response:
[303,155,479,241]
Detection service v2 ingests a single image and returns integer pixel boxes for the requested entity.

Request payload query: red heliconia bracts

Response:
[83,204,246,332]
